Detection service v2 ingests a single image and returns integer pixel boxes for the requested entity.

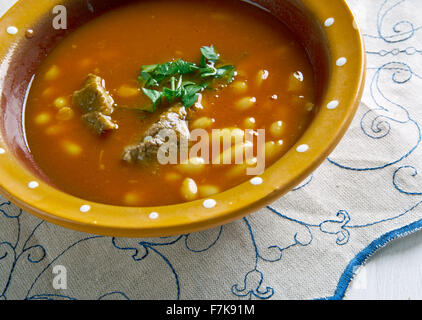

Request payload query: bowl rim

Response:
[0,0,366,237]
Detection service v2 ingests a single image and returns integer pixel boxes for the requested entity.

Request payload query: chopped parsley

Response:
[137,45,236,112]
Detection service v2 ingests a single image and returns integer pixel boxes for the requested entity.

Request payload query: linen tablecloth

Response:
[1,0,422,300]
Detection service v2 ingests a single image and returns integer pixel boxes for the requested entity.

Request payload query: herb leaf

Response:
[142,88,163,112]
[181,84,206,108]
[200,45,220,66]
[138,46,235,110]
[173,60,199,74]
[215,65,236,83]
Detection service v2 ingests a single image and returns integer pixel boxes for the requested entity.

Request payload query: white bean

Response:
[165,172,182,182]
[63,141,82,156]
[42,87,54,98]
[117,85,139,98]
[56,107,74,121]
[270,121,285,138]
[227,157,258,179]
[177,157,206,175]
[45,125,64,136]
[231,81,248,94]
[181,178,199,201]
[35,113,51,125]
[264,140,284,161]
[235,97,256,111]
[191,117,215,129]
[54,97,68,109]
[256,69,269,86]
[211,128,245,145]
[199,185,220,198]
[124,193,140,206]
[45,65,60,81]
[215,141,253,164]
[244,117,256,129]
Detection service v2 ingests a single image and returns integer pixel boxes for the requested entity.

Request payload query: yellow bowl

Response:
[0,0,365,237]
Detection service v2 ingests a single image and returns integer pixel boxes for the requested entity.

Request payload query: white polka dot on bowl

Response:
[203,199,217,209]
[28,181,39,189]
[6,26,18,35]
[336,57,347,66]
[80,205,91,213]
[250,177,263,186]
[324,18,335,27]
[327,100,339,109]
[297,144,310,153]
[149,212,159,220]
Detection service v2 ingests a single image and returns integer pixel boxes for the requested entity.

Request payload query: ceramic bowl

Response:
[0,0,365,237]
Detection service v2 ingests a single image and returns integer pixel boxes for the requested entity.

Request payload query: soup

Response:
[24,0,316,207]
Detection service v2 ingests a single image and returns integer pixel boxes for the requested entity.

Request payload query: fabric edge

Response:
[318,219,422,300]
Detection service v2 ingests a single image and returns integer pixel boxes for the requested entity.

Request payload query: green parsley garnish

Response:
[137,45,236,112]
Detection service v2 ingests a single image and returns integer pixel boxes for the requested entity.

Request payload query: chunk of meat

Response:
[82,112,118,135]
[122,103,198,164]
[73,74,117,134]
[73,74,115,114]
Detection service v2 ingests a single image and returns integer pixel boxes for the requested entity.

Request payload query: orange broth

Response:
[24,0,316,206]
